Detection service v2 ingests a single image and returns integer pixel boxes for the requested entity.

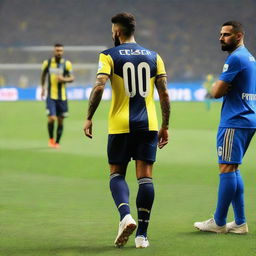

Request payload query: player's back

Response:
[97,43,166,134]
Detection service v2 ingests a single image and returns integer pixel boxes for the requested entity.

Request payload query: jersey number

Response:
[123,62,150,98]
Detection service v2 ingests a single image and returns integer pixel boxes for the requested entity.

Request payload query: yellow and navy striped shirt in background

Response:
[97,43,167,134]
[41,57,73,101]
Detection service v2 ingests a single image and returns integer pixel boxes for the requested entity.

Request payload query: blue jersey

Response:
[219,46,256,128]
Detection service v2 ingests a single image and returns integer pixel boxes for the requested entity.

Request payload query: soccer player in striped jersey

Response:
[83,13,170,248]
[194,21,256,234]
[41,43,74,148]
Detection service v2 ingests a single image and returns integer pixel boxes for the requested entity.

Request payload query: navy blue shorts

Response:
[107,131,158,164]
[46,98,68,117]
[217,127,255,164]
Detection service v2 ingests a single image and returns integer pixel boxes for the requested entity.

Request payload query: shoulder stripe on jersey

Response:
[156,74,167,78]
[97,72,110,77]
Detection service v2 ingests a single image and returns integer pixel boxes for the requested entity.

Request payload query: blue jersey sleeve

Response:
[219,55,241,83]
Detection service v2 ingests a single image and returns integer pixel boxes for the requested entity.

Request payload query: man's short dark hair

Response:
[54,43,64,47]
[111,12,136,37]
[222,21,245,34]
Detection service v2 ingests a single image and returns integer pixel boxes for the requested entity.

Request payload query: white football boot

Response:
[226,221,248,234]
[114,214,137,247]
[135,236,149,248]
[194,218,227,233]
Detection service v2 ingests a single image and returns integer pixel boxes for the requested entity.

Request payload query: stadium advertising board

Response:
[0,82,209,101]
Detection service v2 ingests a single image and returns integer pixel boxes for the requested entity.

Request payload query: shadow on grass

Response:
[178,231,225,236]
[1,244,137,256]
[13,147,50,151]
[178,230,256,239]
[18,147,68,152]
[30,147,50,151]
[188,231,220,234]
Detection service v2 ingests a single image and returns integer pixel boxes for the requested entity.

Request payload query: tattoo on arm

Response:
[155,76,170,129]
[87,75,108,120]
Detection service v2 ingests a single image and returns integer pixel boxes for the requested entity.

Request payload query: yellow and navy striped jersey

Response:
[41,57,73,101]
[97,43,167,134]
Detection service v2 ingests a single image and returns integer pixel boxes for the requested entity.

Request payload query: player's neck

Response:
[55,56,62,63]
[120,36,136,44]
[229,42,244,54]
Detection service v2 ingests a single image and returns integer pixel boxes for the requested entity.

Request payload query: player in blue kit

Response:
[83,13,170,247]
[194,21,256,234]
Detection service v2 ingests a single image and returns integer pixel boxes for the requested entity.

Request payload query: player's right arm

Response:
[41,60,48,100]
[212,55,240,98]
[211,80,231,98]
[83,74,109,139]
[84,52,112,139]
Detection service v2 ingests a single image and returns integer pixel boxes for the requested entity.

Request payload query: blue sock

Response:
[109,173,130,221]
[232,170,246,225]
[136,178,155,237]
[214,172,237,226]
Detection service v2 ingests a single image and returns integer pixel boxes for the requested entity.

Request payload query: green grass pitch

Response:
[1,100,256,256]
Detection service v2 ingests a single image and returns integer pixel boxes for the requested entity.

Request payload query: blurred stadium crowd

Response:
[0,0,255,86]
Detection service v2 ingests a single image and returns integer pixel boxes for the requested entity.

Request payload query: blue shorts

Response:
[217,127,255,164]
[107,131,158,164]
[46,98,68,117]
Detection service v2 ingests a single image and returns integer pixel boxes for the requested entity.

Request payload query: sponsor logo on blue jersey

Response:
[222,64,229,72]
[242,93,256,101]
[249,56,255,62]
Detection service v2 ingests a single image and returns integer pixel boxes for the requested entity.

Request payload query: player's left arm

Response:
[58,61,75,83]
[83,74,109,139]
[155,75,170,149]
[155,54,170,148]
[58,75,74,83]
[211,80,231,98]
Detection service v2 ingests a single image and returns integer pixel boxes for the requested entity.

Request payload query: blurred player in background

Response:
[202,73,215,110]
[194,21,256,234]
[83,13,170,248]
[41,43,74,148]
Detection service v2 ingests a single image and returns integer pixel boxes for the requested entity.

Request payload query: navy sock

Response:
[109,174,130,220]
[232,170,246,225]
[56,124,63,143]
[48,121,54,139]
[214,172,237,226]
[136,177,155,237]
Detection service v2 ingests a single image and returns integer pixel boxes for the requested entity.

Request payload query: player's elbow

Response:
[211,90,222,99]
[211,80,230,99]
[211,86,223,99]
[69,75,75,82]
